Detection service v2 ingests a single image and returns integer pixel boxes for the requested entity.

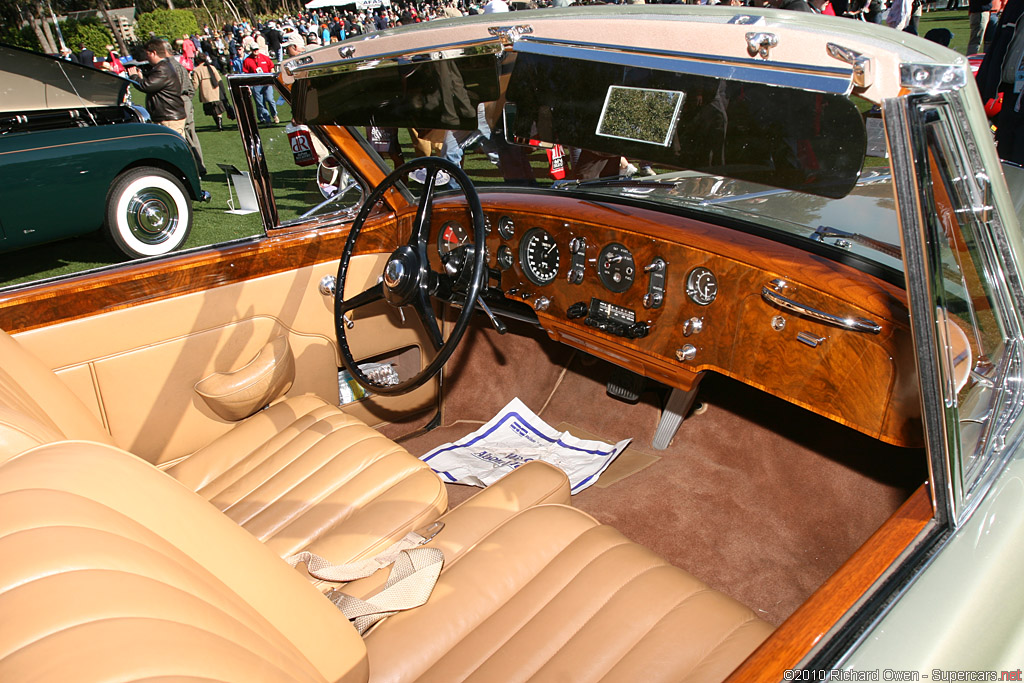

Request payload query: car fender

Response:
[0,122,201,253]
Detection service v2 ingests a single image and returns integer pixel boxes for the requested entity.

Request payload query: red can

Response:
[287,124,319,167]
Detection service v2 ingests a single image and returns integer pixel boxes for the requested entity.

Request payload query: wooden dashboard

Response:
[429,193,922,449]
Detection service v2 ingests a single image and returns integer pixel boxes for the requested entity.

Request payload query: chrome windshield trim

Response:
[514,36,855,95]
[899,63,969,93]
[285,37,504,78]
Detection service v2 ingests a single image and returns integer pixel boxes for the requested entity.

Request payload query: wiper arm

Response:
[812,225,902,260]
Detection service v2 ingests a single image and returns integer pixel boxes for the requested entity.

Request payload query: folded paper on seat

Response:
[420,398,630,494]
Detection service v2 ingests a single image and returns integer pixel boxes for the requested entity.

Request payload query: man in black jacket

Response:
[126,38,186,136]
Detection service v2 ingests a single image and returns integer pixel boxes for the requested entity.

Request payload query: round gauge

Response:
[686,266,718,306]
[496,245,514,271]
[519,228,560,286]
[498,216,515,240]
[597,243,635,293]
[437,220,469,256]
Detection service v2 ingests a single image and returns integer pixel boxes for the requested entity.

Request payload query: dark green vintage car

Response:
[0,44,207,259]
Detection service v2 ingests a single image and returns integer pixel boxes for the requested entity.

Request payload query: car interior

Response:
[0,185,927,682]
[0,28,941,680]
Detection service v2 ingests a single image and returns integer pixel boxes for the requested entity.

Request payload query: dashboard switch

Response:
[534,296,551,312]
[675,344,697,362]
[644,257,667,309]
[682,317,703,337]
[627,322,650,339]
[567,301,588,319]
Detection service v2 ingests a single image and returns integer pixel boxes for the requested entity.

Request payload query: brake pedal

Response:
[606,367,645,404]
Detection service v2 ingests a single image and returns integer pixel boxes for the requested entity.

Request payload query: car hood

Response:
[0,43,130,115]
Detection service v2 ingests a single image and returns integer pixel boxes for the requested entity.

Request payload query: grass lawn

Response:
[919,8,972,55]
[0,17,979,290]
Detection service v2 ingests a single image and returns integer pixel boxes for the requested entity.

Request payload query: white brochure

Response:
[421,398,630,494]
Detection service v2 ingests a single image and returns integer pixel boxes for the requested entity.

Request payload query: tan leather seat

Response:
[0,441,771,683]
[0,328,445,561]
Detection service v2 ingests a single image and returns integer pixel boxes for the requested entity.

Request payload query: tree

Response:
[97,0,129,56]
[135,7,199,41]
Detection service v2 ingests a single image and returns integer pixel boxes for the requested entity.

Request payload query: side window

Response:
[916,98,1024,520]
[262,123,364,227]
[228,81,365,230]
[0,65,270,290]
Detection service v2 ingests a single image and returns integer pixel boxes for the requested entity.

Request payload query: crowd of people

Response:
[51,0,1022,173]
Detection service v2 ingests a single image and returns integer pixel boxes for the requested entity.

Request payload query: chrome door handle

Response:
[761,279,881,334]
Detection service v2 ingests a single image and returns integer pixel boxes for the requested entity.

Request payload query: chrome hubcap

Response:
[126,188,178,244]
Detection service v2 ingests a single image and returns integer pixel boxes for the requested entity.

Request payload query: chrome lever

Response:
[761,279,881,334]
[319,275,354,328]
[477,298,507,334]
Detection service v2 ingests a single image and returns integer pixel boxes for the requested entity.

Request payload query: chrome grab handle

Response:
[761,279,881,334]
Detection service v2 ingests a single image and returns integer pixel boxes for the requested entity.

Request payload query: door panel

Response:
[14,255,437,465]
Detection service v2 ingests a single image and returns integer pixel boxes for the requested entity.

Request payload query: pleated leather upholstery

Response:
[0,441,368,683]
[165,394,447,560]
[0,328,446,565]
[361,501,773,683]
[0,444,770,683]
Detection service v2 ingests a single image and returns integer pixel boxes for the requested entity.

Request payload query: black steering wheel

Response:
[335,157,487,396]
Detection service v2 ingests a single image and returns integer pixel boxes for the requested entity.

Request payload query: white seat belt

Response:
[329,547,444,634]
[285,521,445,634]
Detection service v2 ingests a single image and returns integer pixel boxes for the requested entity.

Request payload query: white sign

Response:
[421,398,630,494]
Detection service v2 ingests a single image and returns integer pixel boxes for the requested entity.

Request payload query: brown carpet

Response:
[395,320,925,626]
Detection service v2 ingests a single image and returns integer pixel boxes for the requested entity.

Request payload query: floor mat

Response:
[553,422,660,488]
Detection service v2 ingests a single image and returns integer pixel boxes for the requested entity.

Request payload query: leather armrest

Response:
[195,335,296,421]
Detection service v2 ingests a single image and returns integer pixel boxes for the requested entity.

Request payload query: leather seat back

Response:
[0,329,113,463]
[0,441,368,683]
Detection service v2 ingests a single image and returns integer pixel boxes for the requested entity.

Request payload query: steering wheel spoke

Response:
[335,157,487,396]
[339,282,384,313]
[409,169,438,246]
[413,292,445,351]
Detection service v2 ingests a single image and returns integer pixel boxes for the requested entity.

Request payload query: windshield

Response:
[293,45,897,275]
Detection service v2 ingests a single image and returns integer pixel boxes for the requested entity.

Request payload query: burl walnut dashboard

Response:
[425,193,921,448]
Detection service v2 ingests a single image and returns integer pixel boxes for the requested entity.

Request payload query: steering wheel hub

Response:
[381,245,421,307]
[383,258,405,288]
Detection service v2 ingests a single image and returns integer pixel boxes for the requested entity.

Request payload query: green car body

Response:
[0,43,206,259]
[0,123,202,252]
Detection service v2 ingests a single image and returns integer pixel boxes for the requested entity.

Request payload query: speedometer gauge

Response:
[519,228,559,286]
[597,243,635,293]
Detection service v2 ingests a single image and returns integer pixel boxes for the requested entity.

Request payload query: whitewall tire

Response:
[105,168,193,258]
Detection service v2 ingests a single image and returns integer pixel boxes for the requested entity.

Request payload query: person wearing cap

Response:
[242,45,278,124]
[284,33,306,58]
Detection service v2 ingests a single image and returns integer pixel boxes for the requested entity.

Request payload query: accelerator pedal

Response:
[606,367,646,404]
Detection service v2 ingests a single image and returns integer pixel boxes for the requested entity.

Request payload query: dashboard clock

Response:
[686,266,718,306]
